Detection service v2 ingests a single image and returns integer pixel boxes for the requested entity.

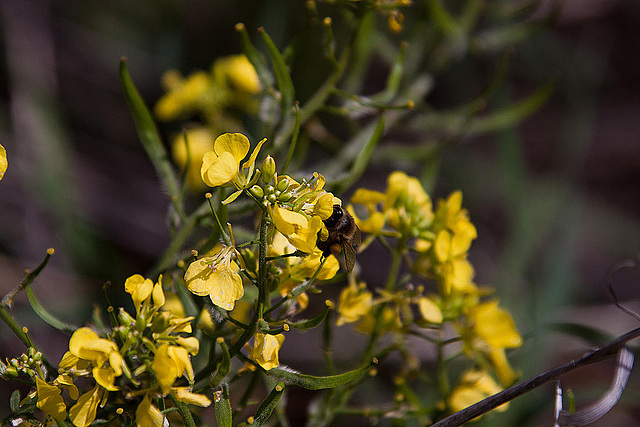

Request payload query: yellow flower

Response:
[36,377,66,421]
[136,394,165,427]
[337,282,372,326]
[200,133,265,197]
[434,191,477,257]
[68,327,123,390]
[468,301,522,350]
[184,246,244,311]
[465,300,522,385]
[152,344,195,395]
[271,204,323,253]
[449,370,508,414]
[0,143,7,181]
[155,70,211,121]
[214,54,261,94]
[119,272,165,311]
[69,384,101,427]
[250,333,285,370]
[172,127,217,191]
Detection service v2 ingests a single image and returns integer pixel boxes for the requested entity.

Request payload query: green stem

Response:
[257,211,269,320]
[169,393,197,427]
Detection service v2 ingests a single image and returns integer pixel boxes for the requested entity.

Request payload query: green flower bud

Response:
[278,192,292,202]
[240,248,257,273]
[118,308,135,327]
[250,185,264,199]
[276,177,289,192]
[261,156,276,184]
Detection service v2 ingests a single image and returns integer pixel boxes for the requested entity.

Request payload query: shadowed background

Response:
[0,0,639,425]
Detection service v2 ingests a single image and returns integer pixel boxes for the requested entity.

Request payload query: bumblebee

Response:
[317,205,361,272]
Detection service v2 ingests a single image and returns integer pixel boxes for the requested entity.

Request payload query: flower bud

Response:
[278,192,292,202]
[118,308,135,327]
[240,248,257,273]
[261,156,276,184]
[250,185,264,199]
[276,177,289,192]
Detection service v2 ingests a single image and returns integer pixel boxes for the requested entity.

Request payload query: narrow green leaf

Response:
[468,79,556,134]
[252,382,285,426]
[235,23,273,88]
[214,384,232,427]
[280,102,300,175]
[168,394,197,427]
[332,115,385,193]
[290,301,332,331]
[268,358,377,390]
[547,322,612,347]
[119,58,184,218]
[210,338,231,387]
[258,28,295,113]
[25,286,78,333]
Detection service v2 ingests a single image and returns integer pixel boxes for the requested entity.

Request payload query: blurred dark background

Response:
[0,0,639,425]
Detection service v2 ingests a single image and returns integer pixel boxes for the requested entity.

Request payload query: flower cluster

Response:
[154,55,262,192]
[32,275,209,426]
[336,171,522,415]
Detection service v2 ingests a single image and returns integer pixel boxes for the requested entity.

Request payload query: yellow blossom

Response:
[468,301,522,350]
[449,370,508,415]
[172,127,216,191]
[152,344,195,395]
[200,133,265,197]
[154,70,210,121]
[214,54,261,94]
[36,377,66,421]
[124,274,154,311]
[271,204,323,253]
[136,394,165,427]
[184,246,244,310]
[250,333,285,370]
[337,282,372,326]
[464,300,522,385]
[68,327,123,378]
[0,143,6,181]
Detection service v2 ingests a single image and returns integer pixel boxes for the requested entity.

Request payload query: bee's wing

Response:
[343,241,357,272]
[353,225,361,248]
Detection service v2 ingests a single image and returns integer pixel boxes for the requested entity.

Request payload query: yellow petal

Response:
[201,151,239,187]
[172,387,213,407]
[337,283,372,326]
[69,385,101,427]
[418,297,443,324]
[208,268,244,311]
[434,230,451,263]
[271,205,307,236]
[152,344,179,396]
[136,394,165,427]
[350,188,385,206]
[184,257,217,297]
[36,377,66,421]
[221,55,262,94]
[470,301,522,349]
[152,280,165,308]
[176,336,200,355]
[214,133,250,163]
[93,366,118,391]
[168,345,195,383]
[251,333,285,370]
